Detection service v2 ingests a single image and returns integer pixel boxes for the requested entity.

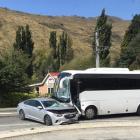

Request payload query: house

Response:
[29,72,59,96]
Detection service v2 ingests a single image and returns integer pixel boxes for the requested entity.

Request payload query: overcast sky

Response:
[0,0,140,19]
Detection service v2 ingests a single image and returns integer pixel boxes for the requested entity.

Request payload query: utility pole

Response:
[95,30,100,68]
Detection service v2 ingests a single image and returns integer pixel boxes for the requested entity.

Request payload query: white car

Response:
[17,98,79,125]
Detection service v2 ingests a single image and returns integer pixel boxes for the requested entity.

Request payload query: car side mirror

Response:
[37,106,43,110]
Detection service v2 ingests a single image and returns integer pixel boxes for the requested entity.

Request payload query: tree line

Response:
[0,25,34,95]
[1,9,140,96]
[48,31,74,71]
[0,25,74,95]
[92,9,140,70]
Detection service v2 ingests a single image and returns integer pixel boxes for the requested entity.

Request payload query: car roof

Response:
[27,97,56,102]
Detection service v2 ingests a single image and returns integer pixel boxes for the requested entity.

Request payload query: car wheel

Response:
[19,110,25,120]
[44,115,52,126]
[137,105,140,115]
[85,107,96,120]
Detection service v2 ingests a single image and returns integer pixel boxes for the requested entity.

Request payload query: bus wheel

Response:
[137,105,140,115]
[85,107,96,120]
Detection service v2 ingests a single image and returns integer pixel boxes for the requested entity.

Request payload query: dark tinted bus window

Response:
[71,78,140,92]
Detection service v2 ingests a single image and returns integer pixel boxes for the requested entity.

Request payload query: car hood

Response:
[46,105,75,111]
[46,106,77,114]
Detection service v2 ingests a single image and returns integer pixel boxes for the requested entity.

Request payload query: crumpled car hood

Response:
[46,105,75,111]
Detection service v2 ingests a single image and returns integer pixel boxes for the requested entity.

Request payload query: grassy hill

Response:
[0,8,130,68]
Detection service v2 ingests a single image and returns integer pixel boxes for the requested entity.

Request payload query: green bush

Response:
[0,92,38,107]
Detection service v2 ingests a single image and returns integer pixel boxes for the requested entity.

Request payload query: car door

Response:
[23,100,35,118]
[30,100,45,122]
[23,100,37,119]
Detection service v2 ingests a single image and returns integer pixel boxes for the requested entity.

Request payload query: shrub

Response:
[0,92,38,107]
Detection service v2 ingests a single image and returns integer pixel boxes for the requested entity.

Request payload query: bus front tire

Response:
[85,106,96,120]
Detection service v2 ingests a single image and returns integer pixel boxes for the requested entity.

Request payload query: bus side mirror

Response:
[59,77,69,89]
[59,78,65,88]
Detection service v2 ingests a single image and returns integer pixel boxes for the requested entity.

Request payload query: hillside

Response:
[0,8,130,67]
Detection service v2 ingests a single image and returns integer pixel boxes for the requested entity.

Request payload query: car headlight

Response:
[54,114,63,117]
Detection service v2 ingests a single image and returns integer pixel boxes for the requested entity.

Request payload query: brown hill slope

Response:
[0,8,130,66]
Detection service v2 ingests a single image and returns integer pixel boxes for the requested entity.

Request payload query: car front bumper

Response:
[51,113,79,125]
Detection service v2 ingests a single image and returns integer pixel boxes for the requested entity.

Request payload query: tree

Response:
[47,31,74,72]
[49,31,57,58]
[117,14,140,68]
[65,36,74,62]
[59,31,67,65]
[0,50,29,94]
[25,25,34,58]
[93,9,112,66]
[118,33,140,69]
[121,14,140,50]
[14,25,34,78]
[59,31,74,67]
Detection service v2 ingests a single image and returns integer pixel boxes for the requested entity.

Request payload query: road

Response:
[3,126,140,140]
[0,116,43,132]
[1,114,140,140]
[0,113,139,132]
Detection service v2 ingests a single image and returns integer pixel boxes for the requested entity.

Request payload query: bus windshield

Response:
[52,74,71,103]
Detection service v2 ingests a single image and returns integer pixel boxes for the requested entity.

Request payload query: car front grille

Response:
[64,114,76,119]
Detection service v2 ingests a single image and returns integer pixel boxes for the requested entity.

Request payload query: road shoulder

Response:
[1,120,140,139]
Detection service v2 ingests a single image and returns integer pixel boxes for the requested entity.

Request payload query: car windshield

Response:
[41,100,63,108]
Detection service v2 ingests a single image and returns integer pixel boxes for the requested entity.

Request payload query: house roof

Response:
[49,72,59,77]
[29,72,59,87]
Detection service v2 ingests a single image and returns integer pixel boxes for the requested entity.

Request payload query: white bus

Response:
[52,68,140,119]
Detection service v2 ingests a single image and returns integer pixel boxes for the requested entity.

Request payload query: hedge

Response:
[0,92,38,107]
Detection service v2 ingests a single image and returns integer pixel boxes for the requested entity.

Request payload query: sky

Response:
[0,0,140,20]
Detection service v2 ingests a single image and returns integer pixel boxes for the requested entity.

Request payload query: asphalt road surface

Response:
[0,113,139,132]
[0,116,43,132]
[3,126,140,140]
